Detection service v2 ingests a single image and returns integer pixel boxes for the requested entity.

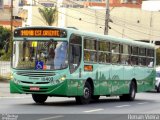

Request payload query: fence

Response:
[0,61,11,80]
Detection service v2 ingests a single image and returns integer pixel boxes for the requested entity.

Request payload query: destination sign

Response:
[14,28,67,38]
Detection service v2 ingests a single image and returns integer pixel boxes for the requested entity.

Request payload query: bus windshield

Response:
[12,41,68,70]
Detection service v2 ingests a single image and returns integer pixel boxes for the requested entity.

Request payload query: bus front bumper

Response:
[10,80,68,96]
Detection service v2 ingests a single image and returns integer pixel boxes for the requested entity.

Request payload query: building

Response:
[16,0,160,46]
[142,0,160,11]
[0,0,22,29]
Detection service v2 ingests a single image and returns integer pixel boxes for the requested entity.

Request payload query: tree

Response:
[38,7,57,26]
[0,26,11,60]
[156,48,160,65]
[0,26,11,50]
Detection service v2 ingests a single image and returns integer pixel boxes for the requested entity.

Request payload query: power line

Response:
[33,0,105,26]
[111,22,160,37]
[45,0,160,34]
[47,0,106,21]
[32,0,160,39]
[55,0,160,33]
[110,15,160,32]
[110,28,135,40]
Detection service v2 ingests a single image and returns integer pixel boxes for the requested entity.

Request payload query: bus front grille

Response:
[21,81,50,84]
[16,71,55,77]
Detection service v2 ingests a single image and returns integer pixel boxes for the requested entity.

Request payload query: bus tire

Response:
[120,82,136,101]
[75,82,92,104]
[157,84,160,93]
[32,94,48,104]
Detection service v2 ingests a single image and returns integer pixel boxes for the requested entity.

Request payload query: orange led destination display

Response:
[14,28,67,38]
[20,29,60,37]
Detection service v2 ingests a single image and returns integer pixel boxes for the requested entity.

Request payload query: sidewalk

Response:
[0,82,11,97]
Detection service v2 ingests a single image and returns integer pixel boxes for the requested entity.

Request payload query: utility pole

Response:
[6,0,14,53]
[149,11,153,43]
[10,0,13,33]
[104,0,109,35]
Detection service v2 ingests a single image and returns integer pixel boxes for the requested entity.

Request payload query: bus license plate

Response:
[30,87,40,91]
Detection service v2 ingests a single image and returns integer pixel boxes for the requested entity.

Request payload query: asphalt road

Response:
[1,82,160,120]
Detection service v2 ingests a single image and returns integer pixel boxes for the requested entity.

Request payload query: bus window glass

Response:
[132,47,138,55]
[84,38,97,63]
[112,54,119,64]
[139,57,146,66]
[111,43,119,53]
[139,48,146,56]
[84,38,96,50]
[128,46,131,54]
[121,55,129,65]
[69,34,82,73]
[120,44,129,54]
[99,41,110,51]
[98,52,110,63]
[12,41,68,70]
[146,58,154,67]
[131,56,138,65]
[147,49,154,57]
[84,51,97,62]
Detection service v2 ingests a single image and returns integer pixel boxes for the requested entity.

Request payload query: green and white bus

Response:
[10,26,156,104]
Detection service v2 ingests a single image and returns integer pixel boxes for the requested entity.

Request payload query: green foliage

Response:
[156,48,160,65]
[0,26,12,61]
[38,7,57,26]
[0,26,11,49]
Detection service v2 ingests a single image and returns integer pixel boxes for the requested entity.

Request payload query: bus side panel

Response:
[110,65,124,95]
[66,67,84,96]
[136,68,155,92]
[122,65,134,94]
[98,64,111,95]
[66,79,78,96]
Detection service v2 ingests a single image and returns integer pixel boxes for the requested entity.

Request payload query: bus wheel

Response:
[157,84,160,93]
[32,94,48,104]
[120,82,136,101]
[75,82,92,104]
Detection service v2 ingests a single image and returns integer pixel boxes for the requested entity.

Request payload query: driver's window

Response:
[69,34,82,73]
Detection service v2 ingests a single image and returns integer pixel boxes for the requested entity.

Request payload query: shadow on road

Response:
[22,97,152,107]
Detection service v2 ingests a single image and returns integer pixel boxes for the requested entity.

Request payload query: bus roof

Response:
[65,27,155,49]
[14,26,155,49]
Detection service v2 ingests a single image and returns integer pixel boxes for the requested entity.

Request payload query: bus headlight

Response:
[59,75,66,82]
[10,75,13,79]
[50,75,66,85]
[10,72,14,79]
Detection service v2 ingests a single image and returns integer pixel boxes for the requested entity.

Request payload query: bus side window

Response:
[84,51,90,61]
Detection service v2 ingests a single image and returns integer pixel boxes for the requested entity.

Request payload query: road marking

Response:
[84,108,104,113]
[0,96,30,99]
[115,105,130,108]
[137,102,148,105]
[38,115,64,120]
